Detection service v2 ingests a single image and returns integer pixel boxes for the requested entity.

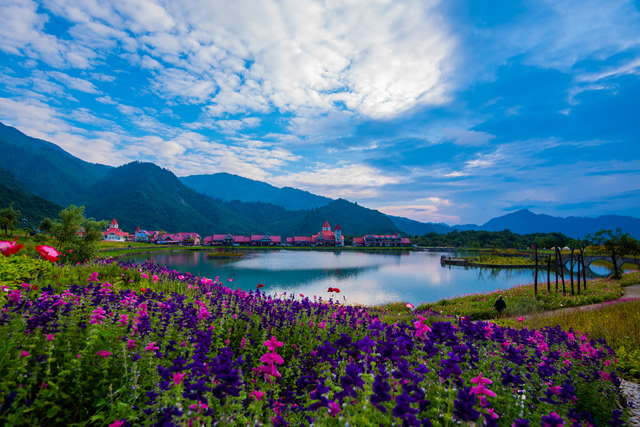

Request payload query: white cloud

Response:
[376,204,460,224]
[47,71,100,94]
[442,128,495,146]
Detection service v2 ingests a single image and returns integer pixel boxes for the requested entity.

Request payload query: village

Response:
[102,218,412,248]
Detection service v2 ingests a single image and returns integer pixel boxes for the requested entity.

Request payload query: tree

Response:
[39,217,54,234]
[586,228,640,279]
[0,202,20,236]
[52,205,107,262]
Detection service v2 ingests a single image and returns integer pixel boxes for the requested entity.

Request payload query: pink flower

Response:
[152,274,159,283]
[46,334,54,341]
[405,303,415,309]
[251,390,265,401]
[318,321,326,329]
[260,352,284,365]
[470,373,492,385]
[413,315,432,338]
[35,245,59,262]
[470,384,496,397]
[189,401,208,412]
[97,350,112,358]
[108,420,125,427]
[0,238,23,257]
[145,342,159,352]
[88,272,99,282]
[127,339,136,350]
[518,316,525,322]
[19,350,30,358]
[173,372,186,385]
[119,314,128,326]
[264,336,284,351]
[141,273,148,279]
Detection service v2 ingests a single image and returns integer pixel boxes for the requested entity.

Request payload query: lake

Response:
[122,249,616,306]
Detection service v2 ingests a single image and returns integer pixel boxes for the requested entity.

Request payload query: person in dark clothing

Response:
[494,295,506,318]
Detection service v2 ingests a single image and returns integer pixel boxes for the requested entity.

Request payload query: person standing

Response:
[494,295,506,318]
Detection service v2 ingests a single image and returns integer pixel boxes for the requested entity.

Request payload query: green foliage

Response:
[52,205,107,262]
[0,254,49,287]
[0,202,20,236]
[587,228,640,278]
[414,229,570,249]
[0,168,62,230]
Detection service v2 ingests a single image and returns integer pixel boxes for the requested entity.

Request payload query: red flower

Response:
[35,245,59,262]
[140,288,147,292]
[328,287,340,293]
[0,238,23,257]
[257,283,264,289]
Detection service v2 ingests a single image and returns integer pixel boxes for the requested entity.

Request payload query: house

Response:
[310,221,344,247]
[155,232,201,246]
[233,235,251,245]
[250,235,281,246]
[355,233,411,247]
[135,229,161,243]
[203,234,234,246]
[103,218,131,242]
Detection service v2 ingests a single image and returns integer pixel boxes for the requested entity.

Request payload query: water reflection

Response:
[123,250,575,306]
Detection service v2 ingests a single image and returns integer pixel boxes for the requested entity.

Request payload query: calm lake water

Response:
[122,249,617,306]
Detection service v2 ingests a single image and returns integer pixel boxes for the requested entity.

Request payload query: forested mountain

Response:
[85,162,260,236]
[480,209,640,238]
[414,229,570,249]
[286,199,401,236]
[0,168,62,228]
[387,215,450,236]
[180,173,332,211]
[0,123,111,207]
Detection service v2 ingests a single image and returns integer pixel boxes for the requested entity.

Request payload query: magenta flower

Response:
[107,420,124,427]
[127,339,136,350]
[264,336,283,351]
[88,272,99,282]
[260,351,284,365]
[413,315,432,338]
[0,238,23,257]
[141,273,148,279]
[518,316,525,322]
[97,350,112,358]
[145,342,159,352]
[152,274,159,283]
[251,390,265,401]
[173,372,186,386]
[19,350,30,358]
[405,303,415,309]
[328,400,341,417]
[46,334,54,341]
[470,373,492,385]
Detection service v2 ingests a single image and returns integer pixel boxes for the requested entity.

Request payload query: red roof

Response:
[135,226,140,232]
[211,234,232,240]
[270,236,282,243]
[233,236,251,243]
[293,236,312,242]
[103,229,129,237]
[334,223,341,231]
[110,218,118,225]
[353,237,364,243]
[286,237,294,243]
[322,220,330,228]
[315,230,335,240]
[401,238,411,244]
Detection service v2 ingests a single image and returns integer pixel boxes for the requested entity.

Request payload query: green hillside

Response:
[85,162,260,236]
[0,123,111,206]
[0,168,62,228]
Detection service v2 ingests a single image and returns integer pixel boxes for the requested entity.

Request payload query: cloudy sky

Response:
[1,0,639,225]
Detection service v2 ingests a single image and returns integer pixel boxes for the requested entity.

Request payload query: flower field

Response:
[0,251,631,425]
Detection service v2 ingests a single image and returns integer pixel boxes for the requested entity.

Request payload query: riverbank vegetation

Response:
[0,247,632,425]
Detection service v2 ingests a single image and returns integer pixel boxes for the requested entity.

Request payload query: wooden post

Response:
[555,247,559,294]
[570,249,575,295]
[576,250,581,294]
[581,247,587,290]
[534,244,538,296]
[547,255,551,293]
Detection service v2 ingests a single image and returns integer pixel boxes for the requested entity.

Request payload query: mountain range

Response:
[1,121,639,239]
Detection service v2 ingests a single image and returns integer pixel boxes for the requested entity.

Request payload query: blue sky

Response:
[1,0,639,225]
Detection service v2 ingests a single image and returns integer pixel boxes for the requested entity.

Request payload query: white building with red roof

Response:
[311,221,344,247]
[103,218,131,241]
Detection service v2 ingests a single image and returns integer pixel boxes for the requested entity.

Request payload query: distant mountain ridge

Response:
[1,121,639,239]
[0,168,62,228]
[180,173,332,211]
